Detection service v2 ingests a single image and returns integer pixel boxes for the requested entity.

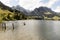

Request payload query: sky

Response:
[0,0,60,12]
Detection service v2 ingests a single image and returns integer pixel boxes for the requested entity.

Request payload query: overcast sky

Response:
[0,0,60,12]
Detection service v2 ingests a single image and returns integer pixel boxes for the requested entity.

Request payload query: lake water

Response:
[0,20,60,40]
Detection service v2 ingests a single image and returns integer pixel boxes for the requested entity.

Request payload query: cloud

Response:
[54,6,60,12]
[0,0,19,7]
[0,0,60,12]
[10,0,19,6]
[19,0,46,10]
[0,0,11,7]
[46,0,58,8]
[18,0,59,11]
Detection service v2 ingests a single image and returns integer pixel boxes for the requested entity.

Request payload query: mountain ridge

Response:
[0,1,26,22]
[0,1,60,21]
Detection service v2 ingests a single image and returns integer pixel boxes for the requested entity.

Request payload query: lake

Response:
[0,20,60,40]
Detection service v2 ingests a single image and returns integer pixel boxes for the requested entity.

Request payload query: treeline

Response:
[0,8,27,23]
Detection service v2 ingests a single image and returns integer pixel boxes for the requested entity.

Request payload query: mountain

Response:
[30,7,57,19]
[0,1,13,12]
[0,1,60,21]
[12,5,30,15]
[0,1,26,22]
[12,5,58,20]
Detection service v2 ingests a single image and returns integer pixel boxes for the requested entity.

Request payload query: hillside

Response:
[30,7,60,20]
[0,1,60,22]
[12,5,30,15]
[0,1,26,22]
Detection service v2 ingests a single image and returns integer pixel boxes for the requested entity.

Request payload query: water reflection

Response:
[0,20,60,40]
[39,21,60,40]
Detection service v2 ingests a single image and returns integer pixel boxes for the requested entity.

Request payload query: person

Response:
[24,22,26,25]
[2,23,6,31]
[12,23,14,30]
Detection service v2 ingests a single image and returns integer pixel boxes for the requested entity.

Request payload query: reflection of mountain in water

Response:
[1,20,60,40]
